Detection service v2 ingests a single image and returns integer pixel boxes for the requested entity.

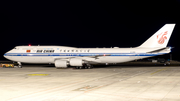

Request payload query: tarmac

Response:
[1,64,180,101]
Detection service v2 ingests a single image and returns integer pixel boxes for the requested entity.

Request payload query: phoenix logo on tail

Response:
[157,31,168,44]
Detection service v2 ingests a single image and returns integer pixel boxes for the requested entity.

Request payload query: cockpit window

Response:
[14,48,16,49]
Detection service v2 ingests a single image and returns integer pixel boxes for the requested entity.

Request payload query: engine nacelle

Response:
[69,58,84,66]
[55,60,68,68]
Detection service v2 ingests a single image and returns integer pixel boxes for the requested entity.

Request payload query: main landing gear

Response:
[75,64,93,69]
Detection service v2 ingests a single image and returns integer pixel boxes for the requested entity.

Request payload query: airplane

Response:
[4,24,175,69]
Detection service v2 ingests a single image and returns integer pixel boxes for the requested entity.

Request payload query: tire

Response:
[84,66,88,69]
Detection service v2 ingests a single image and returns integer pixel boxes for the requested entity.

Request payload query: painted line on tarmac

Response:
[66,71,149,101]
[8,71,126,101]
[150,66,170,75]
[27,74,49,76]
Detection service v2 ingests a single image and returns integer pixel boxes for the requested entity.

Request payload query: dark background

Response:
[1,1,180,61]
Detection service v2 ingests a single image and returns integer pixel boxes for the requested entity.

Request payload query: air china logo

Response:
[157,31,168,44]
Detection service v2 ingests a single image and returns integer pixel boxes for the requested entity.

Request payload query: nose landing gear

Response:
[17,62,22,68]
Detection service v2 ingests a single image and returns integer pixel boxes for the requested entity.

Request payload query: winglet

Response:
[139,24,175,48]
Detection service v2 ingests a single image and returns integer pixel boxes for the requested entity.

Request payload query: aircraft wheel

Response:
[84,66,88,69]
[75,67,81,69]
[87,65,93,69]
[88,66,92,69]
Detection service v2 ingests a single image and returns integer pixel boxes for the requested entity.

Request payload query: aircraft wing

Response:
[54,54,111,62]
[81,54,111,59]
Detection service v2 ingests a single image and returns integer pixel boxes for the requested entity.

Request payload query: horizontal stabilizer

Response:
[147,47,171,53]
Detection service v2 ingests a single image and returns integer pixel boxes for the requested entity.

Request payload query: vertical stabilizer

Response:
[139,24,175,48]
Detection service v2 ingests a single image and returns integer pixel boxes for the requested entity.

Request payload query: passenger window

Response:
[67,50,69,52]
[72,50,74,52]
[76,50,78,52]
[64,50,66,52]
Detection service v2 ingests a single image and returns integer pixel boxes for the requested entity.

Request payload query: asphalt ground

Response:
[1,64,180,101]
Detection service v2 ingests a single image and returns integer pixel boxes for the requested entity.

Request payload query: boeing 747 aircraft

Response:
[4,24,175,69]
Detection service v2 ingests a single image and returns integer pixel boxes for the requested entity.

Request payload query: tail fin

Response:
[139,24,175,48]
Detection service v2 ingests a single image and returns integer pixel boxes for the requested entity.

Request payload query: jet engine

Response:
[69,58,84,66]
[55,60,68,68]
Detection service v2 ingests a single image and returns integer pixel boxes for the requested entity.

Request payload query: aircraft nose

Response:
[3,51,11,59]
[3,52,8,58]
[3,49,15,60]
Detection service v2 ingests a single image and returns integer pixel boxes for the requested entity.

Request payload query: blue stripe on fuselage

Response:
[4,53,165,57]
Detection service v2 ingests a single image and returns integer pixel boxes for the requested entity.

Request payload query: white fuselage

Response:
[3,24,175,68]
[4,46,170,64]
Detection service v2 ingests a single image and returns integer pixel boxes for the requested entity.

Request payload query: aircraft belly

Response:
[7,56,53,63]
[97,56,152,63]
[97,56,133,63]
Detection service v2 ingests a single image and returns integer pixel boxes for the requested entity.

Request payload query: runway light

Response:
[28,44,31,46]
